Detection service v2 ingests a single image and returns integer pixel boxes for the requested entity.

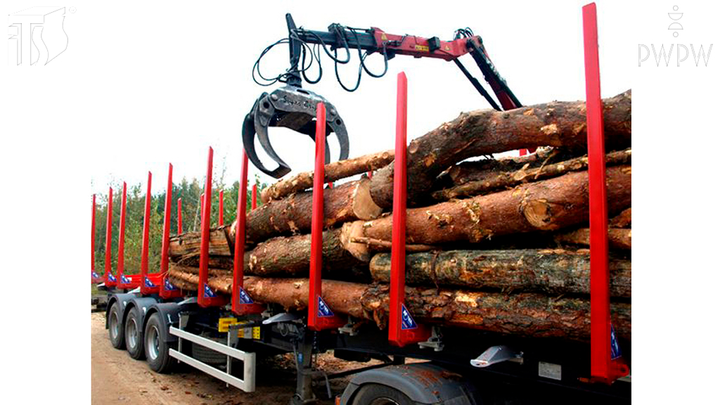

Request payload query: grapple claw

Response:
[242,85,349,179]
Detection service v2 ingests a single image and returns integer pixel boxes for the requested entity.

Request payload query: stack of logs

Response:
[168,90,632,342]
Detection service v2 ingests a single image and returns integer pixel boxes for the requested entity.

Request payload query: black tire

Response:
[108,302,125,350]
[144,312,176,374]
[125,306,145,360]
[351,383,414,405]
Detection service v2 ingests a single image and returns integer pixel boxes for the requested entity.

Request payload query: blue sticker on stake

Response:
[92,271,100,278]
[238,287,254,304]
[203,284,216,298]
[401,304,418,330]
[121,275,131,284]
[108,274,116,282]
[317,296,334,317]
[144,277,156,288]
[164,279,177,290]
[610,324,622,360]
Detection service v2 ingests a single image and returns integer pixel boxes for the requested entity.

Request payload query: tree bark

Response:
[168,226,232,260]
[433,149,631,200]
[370,90,631,208]
[555,228,632,250]
[166,268,630,341]
[232,178,382,245]
[369,249,631,297]
[261,150,395,203]
[610,208,631,228]
[360,165,631,246]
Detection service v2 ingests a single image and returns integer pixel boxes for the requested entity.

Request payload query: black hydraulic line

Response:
[453,59,501,111]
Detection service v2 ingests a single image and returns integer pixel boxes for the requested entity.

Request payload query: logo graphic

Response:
[164,278,177,290]
[8,7,70,66]
[610,325,622,360]
[144,277,156,288]
[91,271,100,279]
[668,5,683,38]
[108,273,116,282]
[400,304,418,330]
[317,296,334,317]
[203,283,216,298]
[238,288,254,304]
[121,275,131,284]
[638,5,712,67]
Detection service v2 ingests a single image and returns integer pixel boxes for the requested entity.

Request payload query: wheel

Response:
[108,302,125,350]
[144,312,176,373]
[351,384,414,405]
[125,306,145,360]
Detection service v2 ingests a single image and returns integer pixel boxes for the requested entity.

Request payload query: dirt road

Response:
[91,312,359,404]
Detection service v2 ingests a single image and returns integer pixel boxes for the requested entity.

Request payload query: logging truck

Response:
[92,4,630,404]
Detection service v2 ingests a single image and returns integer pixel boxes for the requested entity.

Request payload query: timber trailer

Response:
[92,4,631,404]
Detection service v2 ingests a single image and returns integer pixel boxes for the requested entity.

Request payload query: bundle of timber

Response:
[168,90,632,342]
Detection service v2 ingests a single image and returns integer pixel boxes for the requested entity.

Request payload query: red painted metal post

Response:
[218,190,224,226]
[200,193,205,220]
[367,171,373,179]
[583,2,628,383]
[198,147,227,307]
[251,184,258,210]
[389,72,430,347]
[160,164,182,298]
[91,194,100,283]
[104,187,116,287]
[177,198,183,234]
[308,103,346,331]
[137,172,153,290]
[328,182,334,189]
[117,181,140,289]
[232,151,265,315]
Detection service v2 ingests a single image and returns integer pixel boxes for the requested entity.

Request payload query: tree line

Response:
[92,175,267,276]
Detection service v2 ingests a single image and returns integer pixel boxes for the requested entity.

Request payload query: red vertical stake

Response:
[583,2,627,383]
[218,190,224,226]
[198,147,227,307]
[251,184,258,210]
[232,151,265,315]
[308,103,346,331]
[91,194,98,282]
[177,198,183,234]
[140,172,152,285]
[389,72,430,347]
[104,187,116,287]
[117,182,128,286]
[160,165,182,298]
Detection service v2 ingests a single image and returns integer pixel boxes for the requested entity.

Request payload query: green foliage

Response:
[93,175,267,276]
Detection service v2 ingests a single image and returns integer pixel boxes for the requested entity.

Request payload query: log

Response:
[232,178,382,244]
[369,249,631,297]
[261,150,395,203]
[247,228,368,280]
[555,228,632,250]
[610,208,631,228]
[168,226,232,260]
[360,165,632,246]
[166,268,630,341]
[433,149,631,200]
[370,90,632,208]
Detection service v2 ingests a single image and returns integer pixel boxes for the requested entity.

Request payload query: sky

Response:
[5,0,635,197]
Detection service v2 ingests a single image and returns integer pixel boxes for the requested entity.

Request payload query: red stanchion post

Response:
[218,190,224,226]
[91,194,100,283]
[388,72,430,347]
[177,198,183,234]
[582,2,628,383]
[104,187,116,287]
[117,181,139,289]
[232,151,265,315]
[308,103,346,331]
[138,172,153,290]
[198,147,227,307]
[251,184,258,210]
[160,165,182,298]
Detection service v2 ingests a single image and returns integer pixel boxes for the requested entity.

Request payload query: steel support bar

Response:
[582,2,628,383]
[389,72,430,347]
[308,102,346,331]
[233,151,265,315]
[169,327,256,392]
[104,187,116,287]
[198,147,227,307]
